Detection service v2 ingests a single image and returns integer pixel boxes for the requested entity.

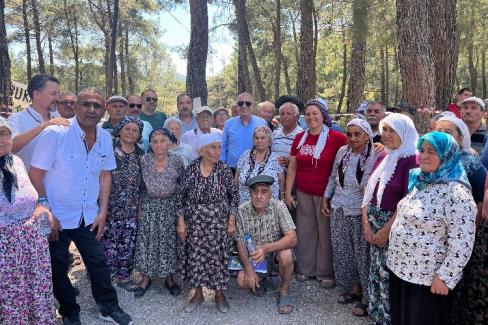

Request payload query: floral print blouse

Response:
[140,152,185,198]
[387,181,476,289]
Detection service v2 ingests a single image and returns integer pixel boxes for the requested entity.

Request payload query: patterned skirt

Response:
[181,202,231,290]
[134,195,179,278]
[0,216,56,324]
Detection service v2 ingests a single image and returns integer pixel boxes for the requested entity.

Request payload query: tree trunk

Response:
[337,25,347,114]
[125,27,134,94]
[108,0,119,95]
[380,47,386,104]
[289,10,300,73]
[233,0,252,94]
[0,0,11,106]
[385,45,390,107]
[394,47,399,103]
[429,0,458,111]
[31,0,45,73]
[187,0,208,104]
[119,22,127,96]
[63,0,80,92]
[296,0,315,103]
[396,0,436,109]
[346,0,369,112]
[48,31,54,75]
[467,11,477,94]
[282,54,292,95]
[22,0,32,80]
[482,47,486,99]
[273,0,281,100]
[247,38,266,101]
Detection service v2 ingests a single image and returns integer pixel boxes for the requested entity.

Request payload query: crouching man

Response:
[236,175,297,314]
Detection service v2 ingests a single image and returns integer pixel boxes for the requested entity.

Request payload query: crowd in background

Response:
[1,73,487,325]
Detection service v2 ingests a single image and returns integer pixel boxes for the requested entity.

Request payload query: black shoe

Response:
[98,307,133,325]
[165,280,182,296]
[133,280,151,298]
[62,314,81,325]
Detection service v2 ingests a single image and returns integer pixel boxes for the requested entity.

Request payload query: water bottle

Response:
[244,234,256,254]
[38,198,52,236]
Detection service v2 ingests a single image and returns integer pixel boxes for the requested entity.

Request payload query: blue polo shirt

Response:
[221,115,267,168]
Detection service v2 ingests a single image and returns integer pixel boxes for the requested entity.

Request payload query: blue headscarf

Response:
[408,131,470,192]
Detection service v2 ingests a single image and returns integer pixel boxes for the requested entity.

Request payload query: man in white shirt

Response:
[29,88,133,325]
[272,99,303,168]
[180,105,222,160]
[8,74,70,169]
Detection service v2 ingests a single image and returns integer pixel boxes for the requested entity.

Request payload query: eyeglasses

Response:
[237,101,252,107]
[129,103,142,109]
[146,97,158,103]
[80,101,104,110]
[61,101,76,106]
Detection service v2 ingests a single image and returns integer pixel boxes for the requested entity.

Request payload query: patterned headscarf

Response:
[0,118,17,202]
[362,113,419,207]
[114,115,144,139]
[408,131,470,192]
[338,118,374,187]
[306,98,332,127]
[148,127,177,152]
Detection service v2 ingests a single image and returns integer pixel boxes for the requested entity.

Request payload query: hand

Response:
[244,268,260,293]
[371,227,389,247]
[271,117,279,127]
[362,222,374,243]
[277,156,290,168]
[44,117,70,128]
[431,276,449,295]
[90,214,107,240]
[33,204,62,241]
[373,142,385,153]
[177,218,187,241]
[250,246,266,264]
[285,193,297,209]
[321,198,331,217]
[227,216,236,237]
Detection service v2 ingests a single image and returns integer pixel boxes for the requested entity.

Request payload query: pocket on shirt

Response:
[89,152,107,174]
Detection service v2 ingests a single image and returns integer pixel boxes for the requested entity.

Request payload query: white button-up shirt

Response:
[31,118,116,229]
[8,106,60,169]
[180,126,222,160]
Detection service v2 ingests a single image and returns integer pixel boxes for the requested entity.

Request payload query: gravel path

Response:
[63,254,371,325]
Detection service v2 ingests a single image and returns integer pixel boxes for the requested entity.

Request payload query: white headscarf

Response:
[362,113,419,208]
[437,115,471,153]
[196,132,222,151]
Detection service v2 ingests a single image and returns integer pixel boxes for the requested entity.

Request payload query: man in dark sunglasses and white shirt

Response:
[128,94,152,152]
[139,89,167,129]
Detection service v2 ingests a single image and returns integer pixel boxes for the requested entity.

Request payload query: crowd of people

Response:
[1,73,487,325]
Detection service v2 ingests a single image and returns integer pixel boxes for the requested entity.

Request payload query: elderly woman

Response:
[177,133,239,313]
[101,116,144,291]
[133,127,185,298]
[0,118,56,324]
[361,113,419,325]
[285,98,347,288]
[387,131,476,325]
[236,126,285,204]
[164,117,192,166]
[322,118,376,317]
[214,107,229,131]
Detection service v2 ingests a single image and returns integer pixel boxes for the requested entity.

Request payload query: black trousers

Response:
[49,224,119,318]
[389,270,451,325]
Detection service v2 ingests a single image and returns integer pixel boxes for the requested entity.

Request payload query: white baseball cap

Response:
[460,96,485,110]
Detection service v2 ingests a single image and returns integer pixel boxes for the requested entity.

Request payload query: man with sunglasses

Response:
[58,92,77,119]
[29,88,133,325]
[221,92,267,174]
[128,94,152,152]
[139,89,167,129]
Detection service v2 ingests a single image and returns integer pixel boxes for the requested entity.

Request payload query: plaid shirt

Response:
[237,199,296,247]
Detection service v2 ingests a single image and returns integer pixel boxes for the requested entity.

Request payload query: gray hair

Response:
[367,100,386,113]
[163,117,183,129]
[278,102,300,115]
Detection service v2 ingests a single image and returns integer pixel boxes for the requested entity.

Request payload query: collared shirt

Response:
[180,126,222,160]
[177,114,198,134]
[30,118,116,229]
[140,120,152,153]
[221,115,267,168]
[271,125,302,158]
[139,111,167,129]
[7,106,61,169]
[471,124,488,155]
[237,199,296,247]
[101,120,117,135]
[387,182,476,289]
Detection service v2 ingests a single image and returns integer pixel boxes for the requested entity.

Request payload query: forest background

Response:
[0,0,485,117]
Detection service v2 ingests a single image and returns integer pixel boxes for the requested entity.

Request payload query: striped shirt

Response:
[271,125,302,158]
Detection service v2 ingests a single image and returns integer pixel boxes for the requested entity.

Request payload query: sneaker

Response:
[62,314,81,325]
[98,307,133,325]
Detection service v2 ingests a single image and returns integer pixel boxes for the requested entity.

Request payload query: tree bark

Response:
[482,47,486,99]
[48,31,54,75]
[337,25,347,114]
[273,0,281,100]
[22,0,32,80]
[380,47,386,104]
[125,26,134,94]
[109,0,119,95]
[233,0,252,94]
[346,0,369,113]
[31,0,45,73]
[0,0,11,106]
[429,0,458,110]
[119,21,127,96]
[247,36,266,101]
[63,0,80,92]
[296,0,315,103]
[396,0,436,109]
[282,54,292,95]
[394,47,399,103]
[385,45,390,107]
[187,0,208,104]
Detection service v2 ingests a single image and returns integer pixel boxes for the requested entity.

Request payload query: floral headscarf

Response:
[114,115,144,139]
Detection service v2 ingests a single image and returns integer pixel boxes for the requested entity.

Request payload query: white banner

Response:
[11,81,31,110]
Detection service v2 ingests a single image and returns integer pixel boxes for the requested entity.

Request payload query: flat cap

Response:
[245,175,275,188]
[275,95,305,112]
[107,95,128,105]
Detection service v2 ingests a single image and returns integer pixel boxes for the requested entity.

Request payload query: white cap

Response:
[460,96,485,110]
[193,106,213,115]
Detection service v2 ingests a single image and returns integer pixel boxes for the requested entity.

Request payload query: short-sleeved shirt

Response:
[139,111,167,129]
[30,118,116,229]
[237,199,296,247]
[177,114,198,134]
[180,126,222,160]
[271,125,303,158]
[290,130,347,196]
[7,106,61,169]
[471,124,488,155]
[447,103,462,118]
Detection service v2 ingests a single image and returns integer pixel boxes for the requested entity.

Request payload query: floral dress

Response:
[179,159,239,290]
[0,155,55,324]
[134,152,184,277]
[102,140,143,281]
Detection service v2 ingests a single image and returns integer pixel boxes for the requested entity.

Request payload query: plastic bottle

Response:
[37,198,52,236]
[244,234,256,254]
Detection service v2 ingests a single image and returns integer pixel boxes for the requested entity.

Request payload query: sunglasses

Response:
[146,97,158,103]
[237,101,252,107]
[80,101,104,110]
[129,103,143,109]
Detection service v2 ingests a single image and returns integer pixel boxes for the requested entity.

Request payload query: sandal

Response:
[133,280,151,298]
[116,280,138,292]
[352,301,368,317]
[277,293,294,314]
[337,292,362,304]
